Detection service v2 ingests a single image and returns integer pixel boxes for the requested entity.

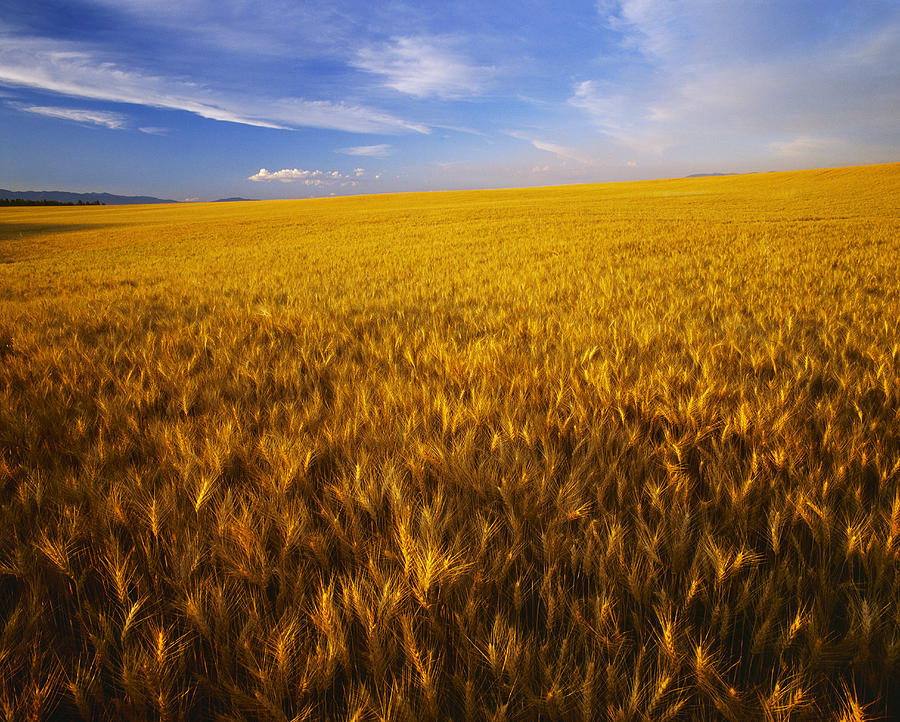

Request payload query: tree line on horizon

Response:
[1,198,105,206]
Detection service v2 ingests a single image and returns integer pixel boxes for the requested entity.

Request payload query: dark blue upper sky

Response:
[1,0,898,199]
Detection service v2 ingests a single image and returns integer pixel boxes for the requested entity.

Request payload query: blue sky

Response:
[1,0,898,200]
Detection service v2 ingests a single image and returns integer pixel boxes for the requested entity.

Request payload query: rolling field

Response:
[1,163,899,720]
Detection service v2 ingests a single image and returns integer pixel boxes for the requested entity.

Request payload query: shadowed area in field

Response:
[0,221,120,243]
[0,220,125,265]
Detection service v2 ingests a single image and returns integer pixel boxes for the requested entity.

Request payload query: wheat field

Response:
[1,163,898,720]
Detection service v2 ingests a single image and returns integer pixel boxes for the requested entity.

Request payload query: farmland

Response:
[1,163,899,719]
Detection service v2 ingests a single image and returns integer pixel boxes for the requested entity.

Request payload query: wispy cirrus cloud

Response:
[768,136,844,158]
[247,168,364,186]
[528,140,587,164]
[577,1,900,163]
[82,0,357,58]
[337,143,392,157]
[11,103,128,129]
[0,28,428,134]
[505,131,588,163]
[569,80,676,155]
[353,36,493,99]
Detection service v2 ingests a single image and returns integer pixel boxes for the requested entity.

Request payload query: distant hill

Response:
[685,172,739,178]
[0,188,177,205]
[214,197,257,202]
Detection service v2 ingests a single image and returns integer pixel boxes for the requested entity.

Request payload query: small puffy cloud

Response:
[337,143,392,157]
[353,168,365,177]
[353,36,493,99]
[12,103,127,129]
[248,168,360,186]
[626,161,638,167]
[138,126,169,135]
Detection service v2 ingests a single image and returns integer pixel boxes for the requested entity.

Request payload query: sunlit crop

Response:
[1,163,898,719]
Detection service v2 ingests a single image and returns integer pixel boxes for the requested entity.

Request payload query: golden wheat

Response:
[0,163,898,719]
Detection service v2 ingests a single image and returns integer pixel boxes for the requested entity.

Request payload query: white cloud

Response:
[570,81,676,154]
[353,36,493,99]
[570,82,630,133]
[11,103,127,129]
[506,131,589,164]
[578,2,900,163]
[82,0,355,58]
[768,136,842,158]
[432,123,489,137]
[138,126,169,135]
[0,29,428,134]
[248,168,361,186]
[353,168,365,177]
[529,140,587,164]
[601,1,808,64]
[337,143,392,157]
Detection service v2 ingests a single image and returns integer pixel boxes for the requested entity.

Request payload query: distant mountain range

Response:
[0,188,177,205]
[0,189,264,205]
